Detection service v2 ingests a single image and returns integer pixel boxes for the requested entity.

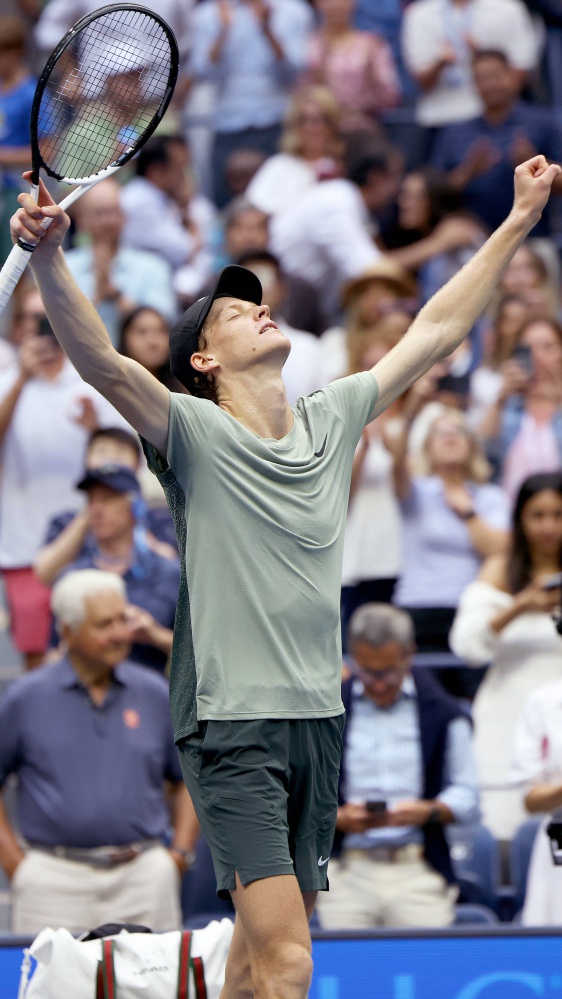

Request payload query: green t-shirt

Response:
[165,371,379,742]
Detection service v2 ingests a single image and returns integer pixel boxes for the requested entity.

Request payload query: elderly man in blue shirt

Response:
[0,569,198,935]
[190,0,314,206]
[316,602,480,929]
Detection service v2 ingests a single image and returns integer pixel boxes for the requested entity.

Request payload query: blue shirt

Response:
[0,75,36,189]
[64,246,177,345]
[431,102,562,234]
[190,0,313,132]
[344,676,480,849]
[67,544,180,672]
[0,657,183,848]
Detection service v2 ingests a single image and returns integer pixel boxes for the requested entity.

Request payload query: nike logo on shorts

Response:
[317,855,329,866]
[314,434,328,458]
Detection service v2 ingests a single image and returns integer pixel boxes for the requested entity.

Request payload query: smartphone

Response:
[512,344,534,376]
[543,572,562,591]
[366,800,388,814]
[37,316,56,338]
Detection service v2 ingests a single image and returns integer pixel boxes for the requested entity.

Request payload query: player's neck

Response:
[219,370,293,440]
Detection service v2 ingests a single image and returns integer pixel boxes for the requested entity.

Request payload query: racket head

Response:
[29,3,179,186]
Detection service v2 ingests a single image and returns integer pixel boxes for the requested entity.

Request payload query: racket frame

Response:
[29,2,179,187]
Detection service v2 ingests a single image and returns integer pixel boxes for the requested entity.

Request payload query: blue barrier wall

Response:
[2,929,562,998]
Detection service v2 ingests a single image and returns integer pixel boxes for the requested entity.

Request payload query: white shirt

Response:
[342,428,403,585]
[270,179,381,319]
[0,359,129,567]
[246,153,319,217]
[450,580,562,837]
[34,0,195,67]
[280,321,323,407]
[121,178,217,277]
[402,0,541,126]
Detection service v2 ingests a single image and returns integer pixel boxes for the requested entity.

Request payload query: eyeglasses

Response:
[352,664,404,684]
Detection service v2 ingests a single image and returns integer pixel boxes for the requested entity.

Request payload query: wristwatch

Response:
[425,806,442,825]
[457,508,476,521]
[170,846,196,866]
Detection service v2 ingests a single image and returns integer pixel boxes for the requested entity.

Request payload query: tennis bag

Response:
[18,918,234,999]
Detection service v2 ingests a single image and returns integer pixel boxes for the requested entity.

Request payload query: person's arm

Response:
[125,605,174,656]
[370,156,561,419]
[0,335,61,445]
[0,796,25,882]
[168,783,200,875]
[34,511,90,585]
[385,216,484,270]
[525,783,562,814]
[10,178,170,455]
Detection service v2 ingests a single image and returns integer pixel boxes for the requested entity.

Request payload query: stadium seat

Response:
[446,823,502,914]
[509,818,541,918]
[181,835,234,926]
[454,903,499,925]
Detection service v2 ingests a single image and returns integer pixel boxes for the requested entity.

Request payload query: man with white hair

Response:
[0,569,198,935]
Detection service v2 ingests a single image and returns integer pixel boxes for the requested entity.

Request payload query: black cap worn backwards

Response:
[169,265,263,393]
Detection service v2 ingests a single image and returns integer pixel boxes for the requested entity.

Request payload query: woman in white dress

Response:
[450,472,562,839]
[511,678,562,925]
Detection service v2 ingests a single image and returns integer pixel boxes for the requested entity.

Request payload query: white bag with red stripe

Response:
[18,919,234,999]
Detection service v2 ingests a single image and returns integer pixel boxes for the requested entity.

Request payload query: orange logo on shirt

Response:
[123,709,141,729]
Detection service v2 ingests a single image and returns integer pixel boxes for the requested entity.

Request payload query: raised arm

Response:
[370,156,561,418]
[10,178,170,456]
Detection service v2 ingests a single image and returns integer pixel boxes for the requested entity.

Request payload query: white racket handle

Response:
[0,243,35,314]
[0,173,111,315]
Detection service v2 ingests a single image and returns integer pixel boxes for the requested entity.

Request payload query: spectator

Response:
[341,319,409,644]
[510,676,562,925]
[0,15,35,266]
[65,179,177,345]
[0,299,129,670]
[432,50,562,236]
[388,406,510,671]
[190,0,314,206]
[246,84,343,217]
[120,135,216,295]
[316,603,479,929]
[306,0,400,130]
[450,472,562,838]
[0,569,197,935]
[35,426,178,595]
[235,250,322,404]
[271,152,398,323]
[214,198,327,333]
[224,147,268,201]
[480,317,562,503]
[118,306,184,393]
[34,0,194,76]
[319,262,417,384]
[402,0,540,128]
[468,293,528,431]
[497,241,559,319]
[56,466,180,672]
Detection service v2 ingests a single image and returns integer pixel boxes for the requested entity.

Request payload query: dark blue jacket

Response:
[337,667,469,883]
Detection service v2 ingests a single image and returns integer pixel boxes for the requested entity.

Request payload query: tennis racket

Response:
[0,3,178,313]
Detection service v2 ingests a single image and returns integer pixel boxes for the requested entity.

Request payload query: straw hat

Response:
[342,258,417,308]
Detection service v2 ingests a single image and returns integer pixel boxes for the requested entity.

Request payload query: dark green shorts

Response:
[177,715,345,898]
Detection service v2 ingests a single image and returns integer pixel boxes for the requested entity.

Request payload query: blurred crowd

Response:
[2,0,562,937]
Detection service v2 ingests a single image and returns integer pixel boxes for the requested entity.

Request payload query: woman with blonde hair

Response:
[386,406,510,688]
[245,85,342,217]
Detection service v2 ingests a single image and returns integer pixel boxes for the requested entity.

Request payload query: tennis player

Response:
[11,156,559,999]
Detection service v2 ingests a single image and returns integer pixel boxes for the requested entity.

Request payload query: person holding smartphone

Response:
[479,316,562,503]
[316,603,479,930]
[450,472,562,839]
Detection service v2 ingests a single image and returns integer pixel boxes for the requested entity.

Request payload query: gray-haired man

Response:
[0,569,198,934]
[317,603,480,929]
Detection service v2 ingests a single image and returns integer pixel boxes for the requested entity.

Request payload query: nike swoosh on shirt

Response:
[314,434,328,458]
[317,855,329,866]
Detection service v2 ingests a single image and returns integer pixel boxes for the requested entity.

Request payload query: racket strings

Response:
[37,8,172,182]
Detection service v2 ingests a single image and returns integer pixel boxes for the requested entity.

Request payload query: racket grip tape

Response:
[0,242,35,315]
